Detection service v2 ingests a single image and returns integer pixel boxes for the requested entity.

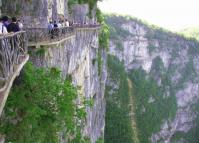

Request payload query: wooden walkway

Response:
[0,55,29,115]
[27,25,101,47]
[0,31,28,116]
[0,25,101,117]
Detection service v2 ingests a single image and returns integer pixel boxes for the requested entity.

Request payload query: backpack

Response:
[54,23,58,28]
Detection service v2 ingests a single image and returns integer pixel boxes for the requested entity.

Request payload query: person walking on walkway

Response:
[17,20,23,30]
[0,17,8,34]
[48,21,54,30]
[53,21,58,28]
[65,19,69,27]
[48,21,54,39]
[7,17,20,33]
[2,16,10,28]
[57,21,62,28]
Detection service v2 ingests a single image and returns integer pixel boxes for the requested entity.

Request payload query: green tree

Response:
[0,63,88,143]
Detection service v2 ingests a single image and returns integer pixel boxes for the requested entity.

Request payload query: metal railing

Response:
[26,25,101,44]
[72,24,101,28]
[26,27,75,43]
[0,31,28,88]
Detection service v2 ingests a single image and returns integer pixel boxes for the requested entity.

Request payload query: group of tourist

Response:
[47,19,70,39]
[47,19,99,39]
[48,19,70,30]
[0,16,23,34]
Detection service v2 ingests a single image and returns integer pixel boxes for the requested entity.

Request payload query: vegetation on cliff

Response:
[129,68,177,143]
[180,27,199,41]
[105,56,177,143]
[105,55,133,143]
[96,8,110,77]
[0,63,90,143]
[104,14,199,143]
[97,9,110,50]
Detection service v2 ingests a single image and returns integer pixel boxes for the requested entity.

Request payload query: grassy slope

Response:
[179,27,199,41]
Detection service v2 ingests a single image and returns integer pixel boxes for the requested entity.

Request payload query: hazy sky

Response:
[98,0,199,31]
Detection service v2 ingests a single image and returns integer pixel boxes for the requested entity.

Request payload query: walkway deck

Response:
[0,31,29,116]
[27,25,101,47]
[0,25,100,117]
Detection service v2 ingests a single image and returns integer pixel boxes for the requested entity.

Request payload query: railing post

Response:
[24,24,100,45]
[0,31,28,90]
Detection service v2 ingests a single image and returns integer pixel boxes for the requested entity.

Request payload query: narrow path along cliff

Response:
[127,78,140,143]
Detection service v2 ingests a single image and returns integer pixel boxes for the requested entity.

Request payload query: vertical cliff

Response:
[105,15,199,143]
[0,1,106,142]
[30,28,106,142]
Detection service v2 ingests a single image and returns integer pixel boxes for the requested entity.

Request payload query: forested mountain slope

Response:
[105,14,199,143]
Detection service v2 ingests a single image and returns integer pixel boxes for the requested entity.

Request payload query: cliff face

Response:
[30,28,106,142]
[1,0,95,27]
[0,0,106,142]
[2,0,49,27]
[106,15,199,143]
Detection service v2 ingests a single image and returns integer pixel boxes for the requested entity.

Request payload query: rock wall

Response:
[30,28,106,143]
[72,4,97,24]
[0,0,2,16]
[0,1,105,142]
[1,0,95,27]
[107,16,199,143]
[2,0,48,27]
[1,0,68,27]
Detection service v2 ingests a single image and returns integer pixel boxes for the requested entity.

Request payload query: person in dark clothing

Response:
[7,17,20,33]
[53,21,58,28]
[2,16,10,28]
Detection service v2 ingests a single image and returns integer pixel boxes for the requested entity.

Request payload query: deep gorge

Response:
[0,1,199,143]
[105,14,199,143]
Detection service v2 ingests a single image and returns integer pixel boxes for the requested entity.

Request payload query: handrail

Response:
[72,24,101,28]
[26,25,101,44]
[26,27,75,43]
[0,31,26,39]
[0,31,28,89]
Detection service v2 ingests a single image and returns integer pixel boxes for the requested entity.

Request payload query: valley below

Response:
[104,14,199,143]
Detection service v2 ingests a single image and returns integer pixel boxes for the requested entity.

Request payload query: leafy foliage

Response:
[0,63,89,143]
[97,9,110,50]
[180,27,199,41]
[150,56,165,77]
[97,49,102,77]
[96,8,110,76]
[105,14,199,143]
[147,43,157,54]
[96,138,104,143]
[99,21,109,49]
[105,55,134,143]
[129,68,177,143]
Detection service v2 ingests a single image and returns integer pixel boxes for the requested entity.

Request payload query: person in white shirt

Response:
[17,20,23,30]
[65,19,69,27]
[0,18,8,34]
[57,21,62,28]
